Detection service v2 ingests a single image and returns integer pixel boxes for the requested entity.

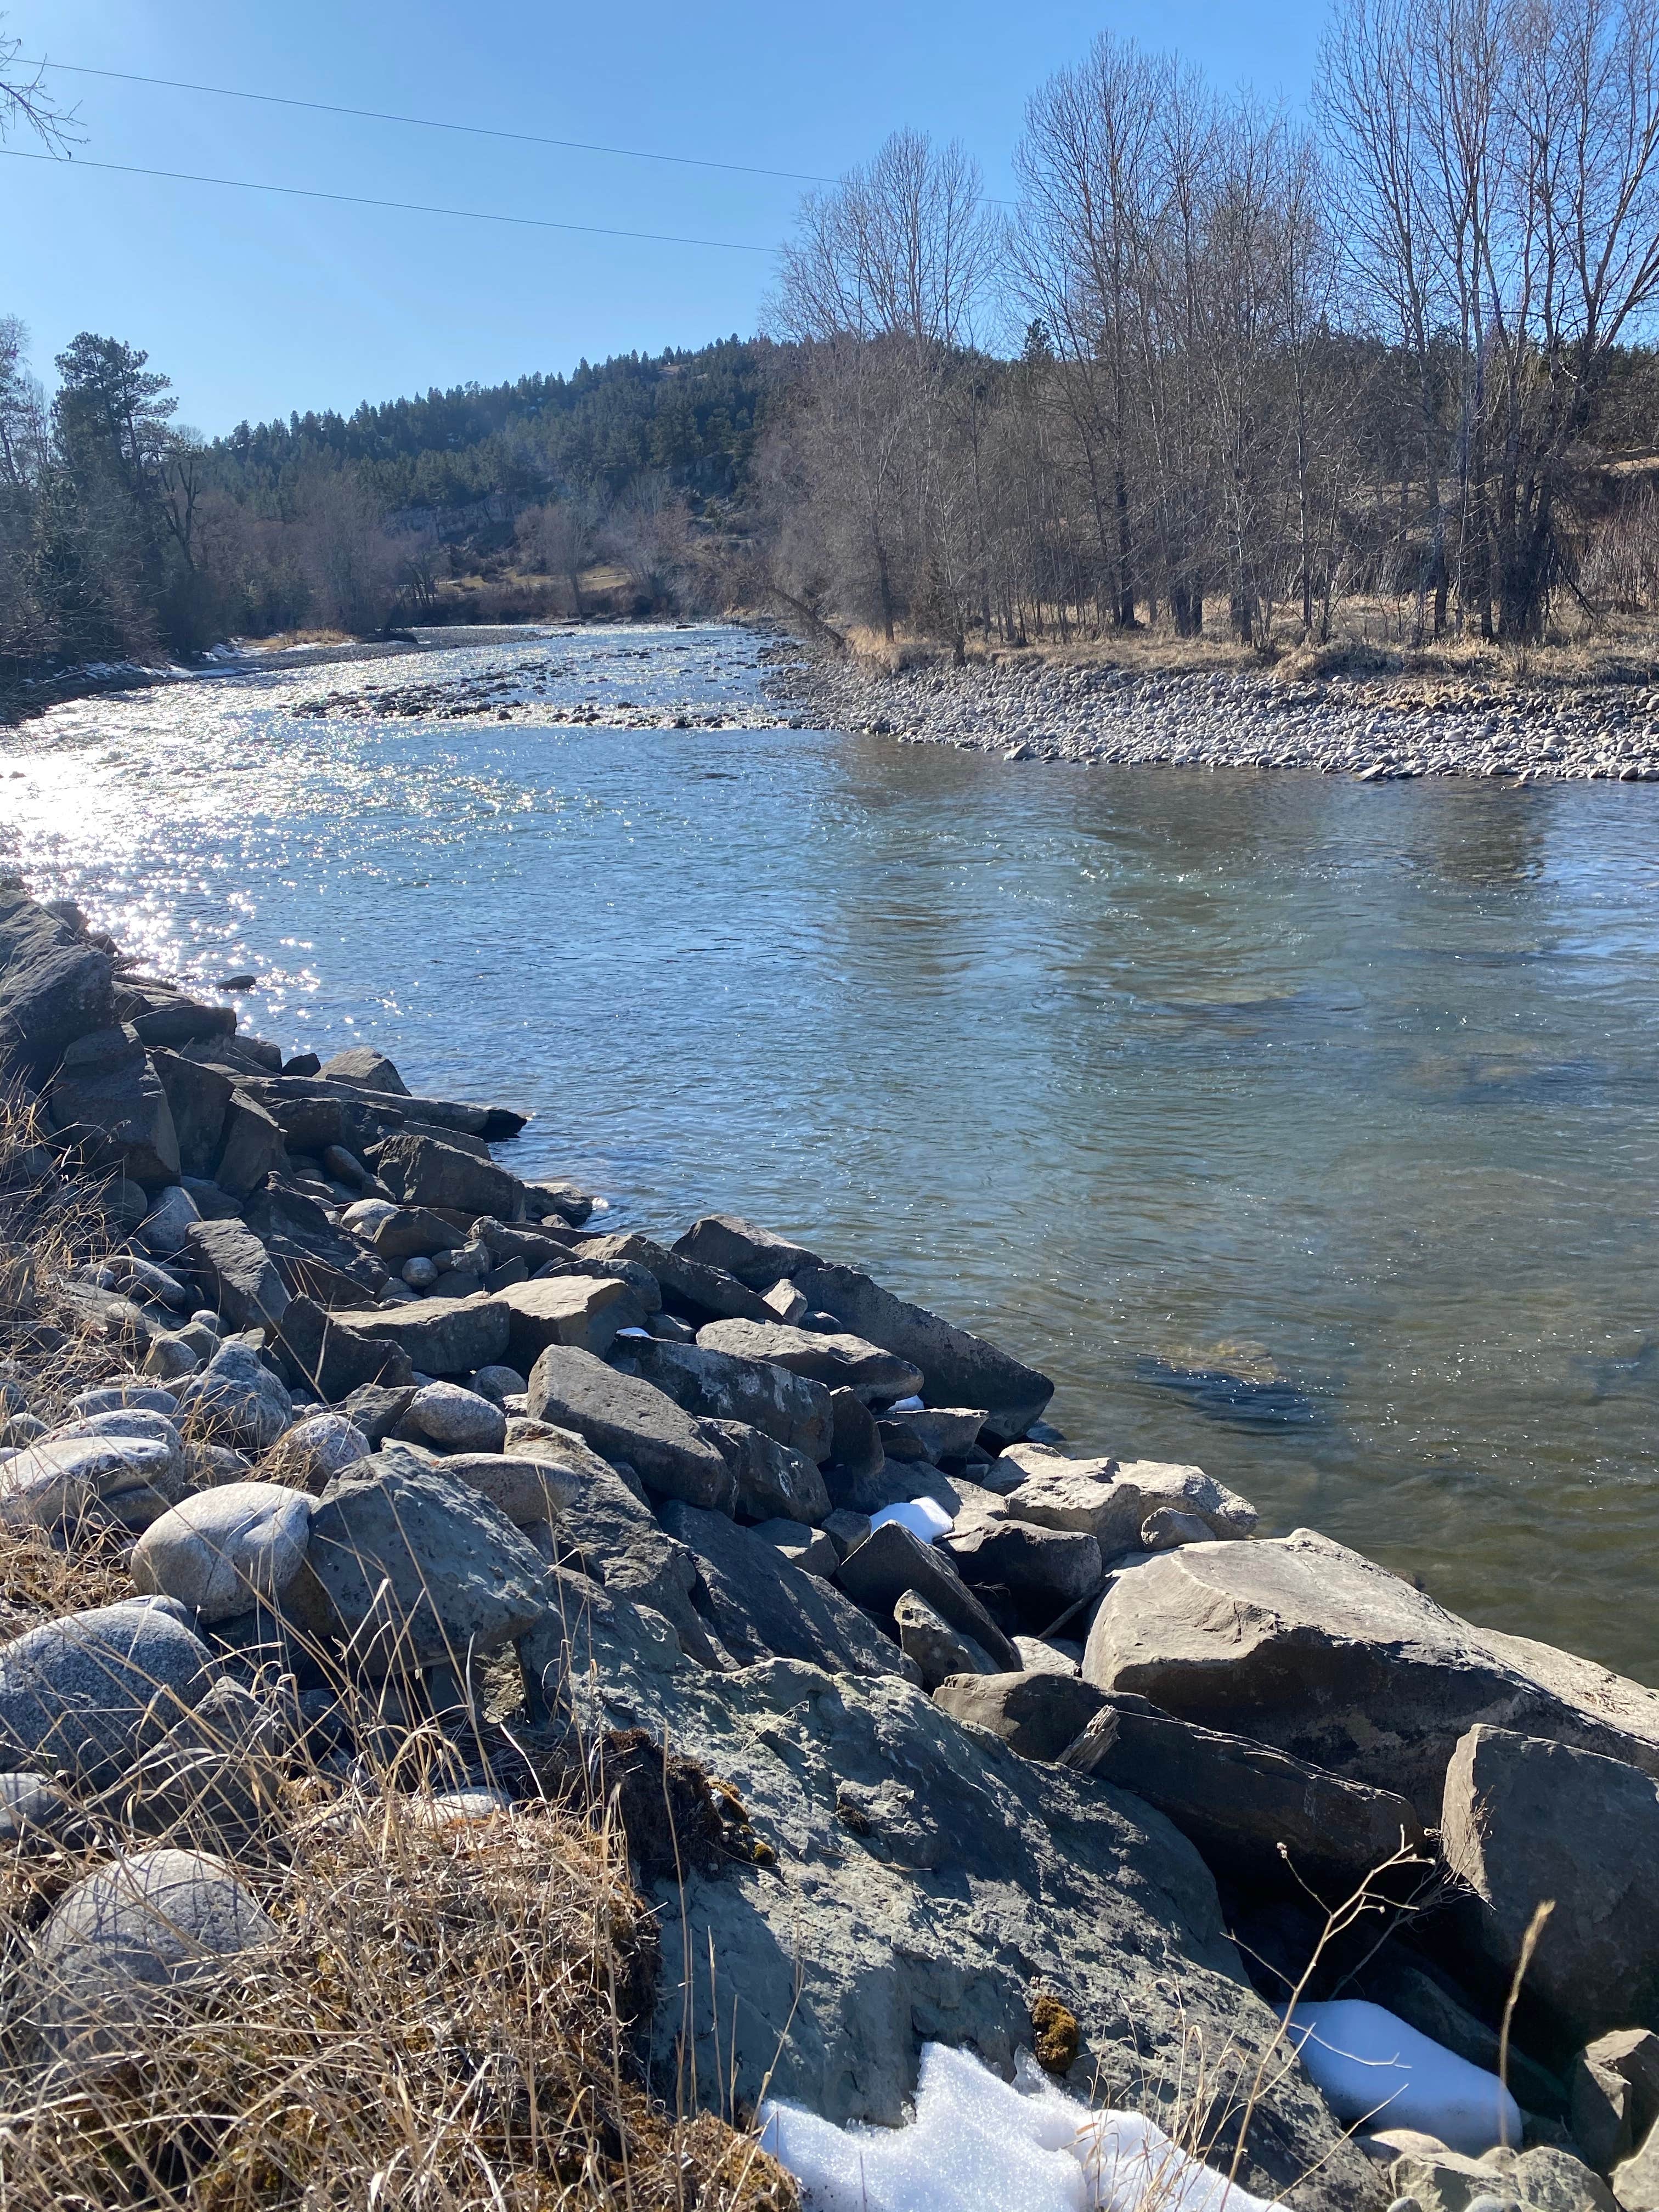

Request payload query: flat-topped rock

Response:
[1005,1455,1256,1556]
[353,1294,511,1378]
[695,1317,922,1398]
[1083,1530,1659,1821]
[790,1261,1053,1444]
[496,1274,643,1367]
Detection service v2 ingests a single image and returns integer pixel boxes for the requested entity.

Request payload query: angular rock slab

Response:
[276,1296,415,1401]
[933,1669,1108,1761]
[658,1502,916,1681]
[696,1316,922,1399]
[792,1261,1054,1443]
[184,1216,289,1331]
[131,1482,314,1624]
[1082,1530,1659,1821]
[354,1295,511,1378]
[307,1453,549,1674]
[672,1213,823,1289]
[24,1847,275,2068]
[0,884,114,1079]
[836,1518,1022,1673]
[496,1274,641,1368]
[1063,1694,1427,1892]
[544,1598,1377,2211]
[1442,1724,1659,2049]
[525,1344,735,1511]
[623,1335,833,1462]
[48,1024,180,1190]
[0,1598,213,1788]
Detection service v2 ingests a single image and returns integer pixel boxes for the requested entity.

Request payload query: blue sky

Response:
[4,0,1327,435]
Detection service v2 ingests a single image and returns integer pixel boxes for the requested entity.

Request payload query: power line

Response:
[22,58,839,190]
[0,146,780,253]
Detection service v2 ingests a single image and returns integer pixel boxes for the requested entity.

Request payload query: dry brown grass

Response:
[0,1786,796,2210]
[842,600,1659,701]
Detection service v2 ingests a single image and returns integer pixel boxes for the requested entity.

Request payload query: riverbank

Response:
[770,637,1659,781]
[0,627,583,733]
[4,880,1659,2209]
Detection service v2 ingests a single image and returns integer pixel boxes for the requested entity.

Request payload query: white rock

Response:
[131,1481,313,1623]
[1279,2001,1521,2156]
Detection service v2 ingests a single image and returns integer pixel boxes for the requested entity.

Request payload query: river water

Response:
[4,624,1658,1680]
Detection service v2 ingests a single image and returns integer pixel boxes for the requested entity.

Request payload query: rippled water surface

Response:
[5,623,1659,1678]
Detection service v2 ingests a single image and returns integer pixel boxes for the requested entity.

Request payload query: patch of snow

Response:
[886,1393,926,1412]
[871,1497,953,1542]
[1277,2001,1520,2155]
[760,2041,1278,2212]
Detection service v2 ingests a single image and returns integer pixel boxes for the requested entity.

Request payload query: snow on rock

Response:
[1278,2000,1521,2155]
[870,1497,954,1543]
[759,2041,1278,2212]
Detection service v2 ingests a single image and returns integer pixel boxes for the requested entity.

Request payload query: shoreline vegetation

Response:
[2,883,1659,2208]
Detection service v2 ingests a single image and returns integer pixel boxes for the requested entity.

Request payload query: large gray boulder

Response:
[403,1380,506,1453]
[792,1261,1054,1443]
[372,1130,518,1219]
[176,1341,294,1453]
[933,1669,1108,1760]
[306,1452,549,1675]
[671,1213,822,1289]
[1063,1693,1427,1891]
[185,1217,290,1331]
[836,1519,1022,1672]
[354,1295,511,1378]
[507,1421,723,1666]
[47,1024,181,1191]
[657,1502,916,1681]
[695,1317,922,1398]
[0,1431,188,1533]
[622,1336,833,1462]
[579,1230,776,1323]
[705,1419,832,1525]
[148,1048,233,1178]
[0,1598,214,1787]
[319,1044,409,1094]
[1442,1725,1659,2049]
[1082,1531,1659,1821]
[1003,1451,1257,1555]
[212,1091,286,1199]
[942,1517,1104,1610]
[496,1275,642,1367]
[524,1344,736,1511]
[0,885,115,1079]
[275,1296,415,1401]
[131,1482,314,1624]
[541,1597,1376,2209]
[23,1848,275,2068]
[894,1589,999,1688]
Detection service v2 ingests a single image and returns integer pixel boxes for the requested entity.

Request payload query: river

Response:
[4,623,1658,1680]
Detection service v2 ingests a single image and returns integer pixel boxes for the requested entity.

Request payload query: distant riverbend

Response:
[4,620,1658,1679]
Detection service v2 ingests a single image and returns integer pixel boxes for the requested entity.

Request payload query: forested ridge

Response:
[6,0,1659,683]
